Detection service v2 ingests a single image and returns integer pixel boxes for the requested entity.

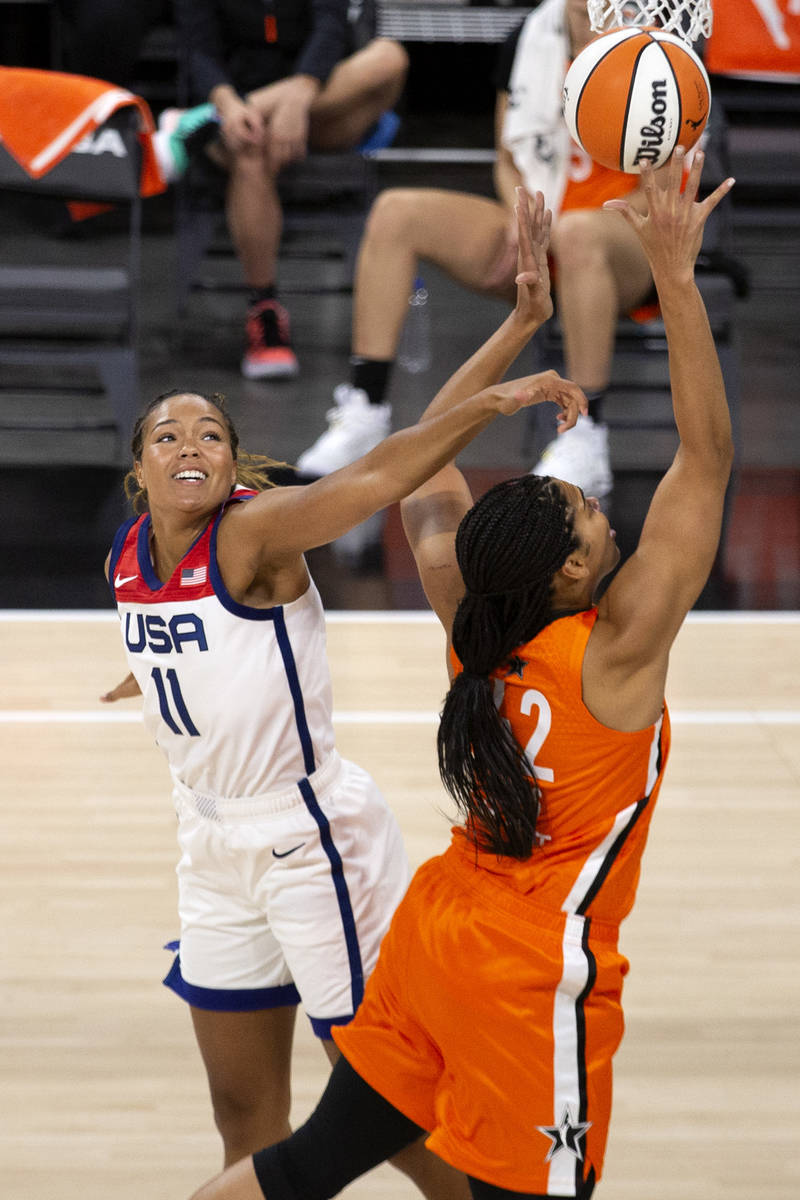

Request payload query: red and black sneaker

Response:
[241,299,299,380]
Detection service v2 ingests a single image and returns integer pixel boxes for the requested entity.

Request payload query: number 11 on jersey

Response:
[151,666,200,737]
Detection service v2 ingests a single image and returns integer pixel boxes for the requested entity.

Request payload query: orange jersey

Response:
[474,607,670,926]
[561,140,639,212]
[335,610,670,1195]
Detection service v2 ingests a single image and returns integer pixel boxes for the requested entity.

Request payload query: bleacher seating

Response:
[0,105,145,467]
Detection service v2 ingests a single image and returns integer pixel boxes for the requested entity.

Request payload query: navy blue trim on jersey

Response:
[299,776,365,1017]
[162,950,301,1012]
[137,516,162,590]
[308,1012,357,1040]
[107,515,139,602]
[275,608,316,775]
[209,505,326,781]
[136,515,212,592]
[210,511,322,772]
[208,506,281,621]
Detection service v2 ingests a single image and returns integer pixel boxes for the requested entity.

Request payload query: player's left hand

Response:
[491,369,587,428]
[100,672,142,703]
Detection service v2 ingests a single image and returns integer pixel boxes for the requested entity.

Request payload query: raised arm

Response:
[598,149,736,660]
[230,353,582,568]
[221,193,582,602]
[417,189,557,424]
[400,190,585,635]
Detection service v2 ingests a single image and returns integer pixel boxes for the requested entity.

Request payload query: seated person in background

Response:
[173,0,407,381]
[297,0,658,500]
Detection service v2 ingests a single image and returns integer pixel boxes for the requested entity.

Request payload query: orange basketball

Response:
[562,27,711,173]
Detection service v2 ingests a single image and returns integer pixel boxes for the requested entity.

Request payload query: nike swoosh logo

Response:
[272,843,305,859]
[114,573,138,587]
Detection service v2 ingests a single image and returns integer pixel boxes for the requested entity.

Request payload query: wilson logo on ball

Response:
[634,78,671,166]
[562,27,711,173]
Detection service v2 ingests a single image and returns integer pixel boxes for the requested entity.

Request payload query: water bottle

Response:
[397,276,432,374]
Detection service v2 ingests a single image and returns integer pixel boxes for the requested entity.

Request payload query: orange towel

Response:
[0,67,166,196]
[705,0,800,78]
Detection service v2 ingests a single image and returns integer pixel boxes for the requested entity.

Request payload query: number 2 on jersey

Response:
[519,688,554,782]
[495,680,554,782]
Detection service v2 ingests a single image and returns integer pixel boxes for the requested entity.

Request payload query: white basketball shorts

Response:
[164,752,411,1038]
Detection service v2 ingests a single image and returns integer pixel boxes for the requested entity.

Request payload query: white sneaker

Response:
[295,384,391,477]
[530,415,613,499]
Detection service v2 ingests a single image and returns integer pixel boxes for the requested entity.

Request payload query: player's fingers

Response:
[638,158,657,195]
[700,174,736,217]
[530,190,545,241]
[602,197,641,229]
[555,389,584,430]
[668,144,686,194]
[515,187,531,230]
[515,204,530,247]
[515,194,533,255]
[681,146,703,203]
[541,205,552,251]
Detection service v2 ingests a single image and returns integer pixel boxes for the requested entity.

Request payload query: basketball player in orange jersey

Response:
[187,150,735,1200]
[296,0,663,500]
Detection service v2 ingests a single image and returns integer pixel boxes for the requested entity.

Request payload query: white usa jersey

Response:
[108,489,336,799]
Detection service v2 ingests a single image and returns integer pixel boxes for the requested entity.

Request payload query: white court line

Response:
[2,709,800,725]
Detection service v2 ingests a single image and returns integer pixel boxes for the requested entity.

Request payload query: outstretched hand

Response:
[491,369,587,430]
[603,148,735,283]
[513,187,554,327]
[100,672,142,703]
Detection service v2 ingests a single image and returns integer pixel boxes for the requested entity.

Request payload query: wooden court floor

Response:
[1,612,798,1200]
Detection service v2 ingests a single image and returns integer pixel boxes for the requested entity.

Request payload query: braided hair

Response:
[437,475,579,859]
[125,389,285,513]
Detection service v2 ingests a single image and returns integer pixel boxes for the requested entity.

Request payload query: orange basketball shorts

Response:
[334,838,629,1196]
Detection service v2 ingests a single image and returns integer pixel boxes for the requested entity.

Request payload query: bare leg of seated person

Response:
[236,38,408,382]
[529,206,654,500]
[296,189,516,477]
[308,38,409,153]
[166,38,408,383]
[220,140,301,382]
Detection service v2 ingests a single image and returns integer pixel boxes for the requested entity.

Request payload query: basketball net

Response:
[586,0,713,44]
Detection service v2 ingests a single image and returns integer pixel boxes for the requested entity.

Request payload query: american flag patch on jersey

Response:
[180,565,207,586]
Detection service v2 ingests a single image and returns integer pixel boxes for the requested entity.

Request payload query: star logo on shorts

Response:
[536,1107,592,1162]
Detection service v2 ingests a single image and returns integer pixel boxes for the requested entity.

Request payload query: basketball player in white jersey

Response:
[102,209,586,1196]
